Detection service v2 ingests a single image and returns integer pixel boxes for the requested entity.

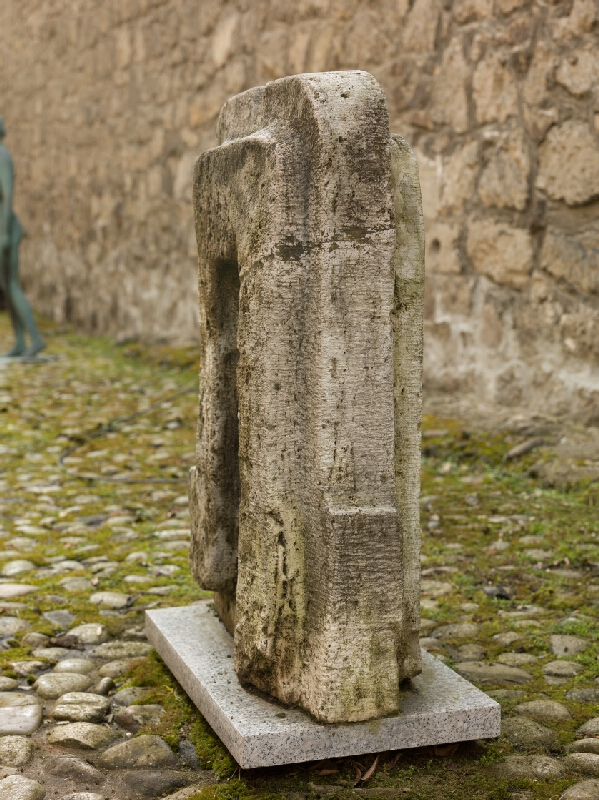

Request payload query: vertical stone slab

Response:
[189,71,424,723]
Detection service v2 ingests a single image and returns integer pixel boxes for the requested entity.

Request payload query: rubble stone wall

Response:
[1,0,598,413]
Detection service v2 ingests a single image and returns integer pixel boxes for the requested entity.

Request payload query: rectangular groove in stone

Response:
[146,602,501,769]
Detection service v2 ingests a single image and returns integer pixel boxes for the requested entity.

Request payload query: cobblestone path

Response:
[1,316,599,800]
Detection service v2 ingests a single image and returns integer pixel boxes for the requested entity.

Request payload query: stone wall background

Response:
[1,0,598,415]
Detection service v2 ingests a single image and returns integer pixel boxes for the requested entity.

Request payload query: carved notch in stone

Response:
[189,71,425,724]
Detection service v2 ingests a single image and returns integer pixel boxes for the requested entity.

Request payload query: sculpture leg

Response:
[5,243,45,358]
[0,249,25,357]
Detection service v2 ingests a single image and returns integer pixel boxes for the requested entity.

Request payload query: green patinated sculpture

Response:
[0,117,45,358]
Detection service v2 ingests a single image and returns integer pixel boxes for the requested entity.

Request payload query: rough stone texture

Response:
[0,694,42,736]
[0,775,45,800]
[93,642,152,659]
[69,625,108,646]
[570,741,599,756]
[551,635,589,657]
[466,221,533,290]
[146,604,500,770]
[561,781,599,800]
[501,716,557,750]
[566,754,599,776]
[0,2,598,416]
[492,754,564,780]
[113,704,164,733]
[188,71,424,724]
[538,122,599,206]
[53,659,95,675]
[47,722,118,750]
[454,661,532,684]
[47,756,105,785]
[120,770,193,798]
[578,719,599,738]
[53,693,111,723]
[543,660,583,679]
[0,736,34,767]
[35,673,92,699]
[97,735,177,769]
[515,699,572,722]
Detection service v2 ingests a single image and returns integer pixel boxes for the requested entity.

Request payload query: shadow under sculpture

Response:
[0,117,45,358]
[189,71,425,724]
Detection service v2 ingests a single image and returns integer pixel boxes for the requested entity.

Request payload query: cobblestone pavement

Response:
[1,316,599,800]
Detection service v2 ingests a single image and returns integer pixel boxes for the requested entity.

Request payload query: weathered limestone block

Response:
[478,127,530,211]
[473,53,519,124]
[430,38,469,133]
[189,71,424,724]
[467,220,533,289]
[538,122,599,206]
[440,142,479,216]
[541,226,599,296]
[556,50,599,98]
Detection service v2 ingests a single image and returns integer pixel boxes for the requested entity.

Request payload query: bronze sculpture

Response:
[0,117,45,358]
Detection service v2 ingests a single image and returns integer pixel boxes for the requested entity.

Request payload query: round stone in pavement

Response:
[577,719,599,738]
[543,660,583,679]
[47,722,119,750]
[90,591,131,609]
[111,687,151,707]
[497,652,538,667]
[35,673,93,699]
[569,741,599,756]
[493,632,520,647]
[69,624,108,645]
[113,704,164,733]
[561,780,599,800]
[515,699,572,722]
[98,735,178,769]
[47,756,104,785]
[456,644,485,662]
[120,770,194,799]
[491,754,564,780]
[98,659,143,679]
[0,774,45,800]
[53,693,111,723]
[501,717,556,749]
[0,561,36,577]
[54,659,95,675]
[0,585,38,599]
[93,641,153,659]
[0,736,33,766]
[43,610,77,628]
[60,795,105,800]
[454,661,532,684]
[32,647,76,663]
[59,577,94,593]
[21,633,48,649]
[432,622,480,640]
[566,754,599,776]
[0,693,42,735]
[0,618,29,636]
[551,635,589,656]
[569,689,599,704]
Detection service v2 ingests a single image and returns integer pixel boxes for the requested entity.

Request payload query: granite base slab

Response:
[146,602,500,769]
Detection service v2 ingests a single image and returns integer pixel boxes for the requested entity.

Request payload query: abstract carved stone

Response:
[188,71,425,724]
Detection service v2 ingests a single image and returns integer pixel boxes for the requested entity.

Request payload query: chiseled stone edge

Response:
[146,602,500,769]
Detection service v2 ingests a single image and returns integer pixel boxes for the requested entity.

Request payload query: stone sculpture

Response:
[0,117,45,358]
[188,71,425,724]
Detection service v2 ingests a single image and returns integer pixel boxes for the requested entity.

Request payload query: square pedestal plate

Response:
[146,602,500,769]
